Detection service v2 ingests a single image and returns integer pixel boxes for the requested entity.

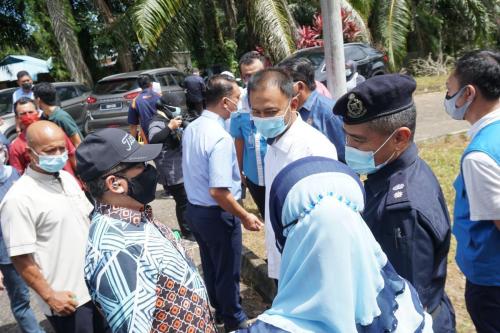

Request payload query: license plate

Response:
[100,102,122,110]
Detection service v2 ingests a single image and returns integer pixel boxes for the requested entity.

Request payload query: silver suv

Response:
[84,67,187,134]
[0,82,91,141]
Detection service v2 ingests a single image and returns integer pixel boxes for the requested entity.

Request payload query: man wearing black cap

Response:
[76,128,216,333]
[333,74,455,332]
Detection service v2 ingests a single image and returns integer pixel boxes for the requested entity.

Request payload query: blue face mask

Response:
[444,86,473,120]
[34,151,68,173]
[252,102,291,139]
[345,131,397,175]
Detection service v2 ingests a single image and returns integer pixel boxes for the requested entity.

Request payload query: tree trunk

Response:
[46,0,93,86]
[220,0,238,39]
[203,0,229,66]
[92,0,134,72]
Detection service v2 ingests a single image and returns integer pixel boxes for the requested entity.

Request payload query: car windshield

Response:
[0,91,13,116]
[292,52,325,70]
[94,78,139,95]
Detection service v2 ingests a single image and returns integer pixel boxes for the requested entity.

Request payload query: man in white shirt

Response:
[0,121,108,333]
[248,68,338,281]
[444,50,500,333]
[12,70,34,105]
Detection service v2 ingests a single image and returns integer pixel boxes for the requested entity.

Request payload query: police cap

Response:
[333,74,416,124]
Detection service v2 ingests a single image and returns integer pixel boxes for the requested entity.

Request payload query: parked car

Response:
[84,67,187,134]
[0,82,91,141]
[279,43,387,84]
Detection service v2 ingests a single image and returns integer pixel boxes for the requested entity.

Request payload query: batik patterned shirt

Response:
[84,203,216,333]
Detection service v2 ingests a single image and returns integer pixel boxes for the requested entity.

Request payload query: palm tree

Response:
[45,0,93,86]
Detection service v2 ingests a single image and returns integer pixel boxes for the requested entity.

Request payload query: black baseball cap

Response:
[76,128,161,182]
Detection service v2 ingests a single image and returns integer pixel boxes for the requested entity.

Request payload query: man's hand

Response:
[46,290,78,316]
[168,117,182,130]
[241,213,264,231]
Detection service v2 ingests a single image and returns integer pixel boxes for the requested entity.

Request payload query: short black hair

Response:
[14,97,37,115]
[239,51,264,68]
[247,68,294,99]
[278,57,316,91]
[366,105,417,141]
[85,163,130,199]
[17,71,31,80]
[138,74,153,90]
[204,74,237,106]
[33,82,57,106]
[455,50,500,100]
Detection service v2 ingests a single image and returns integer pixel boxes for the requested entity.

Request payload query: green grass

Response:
[242,133,475,332]
[414,74,448,94]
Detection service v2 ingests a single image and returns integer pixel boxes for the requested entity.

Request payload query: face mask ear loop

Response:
[373,129,398,156]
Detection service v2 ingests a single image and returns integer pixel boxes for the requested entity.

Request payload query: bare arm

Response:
[69,133,81,148]
[209,188,263,231]
[129,125,138,139]
[494,220,500,231]
[11,254,78,315]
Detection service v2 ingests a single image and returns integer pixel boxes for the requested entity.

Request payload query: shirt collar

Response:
[365,142,418,188]
[94,202,152,225]
[468,108,500,139]
[202,110,226,128]
[300,90,319,113]
[269,116,306,154]
[25,165,60,181]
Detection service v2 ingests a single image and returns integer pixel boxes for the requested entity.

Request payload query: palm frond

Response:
[374,0,411,70]
[247,0,297,63]
[132,0,190,48]
[342,0,372,42]
[347,0,373,20]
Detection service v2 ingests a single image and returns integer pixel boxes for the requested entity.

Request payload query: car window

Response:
[345,46,366,61]
[171,72,186,86]
[291,52,324,70]
[56,86,79,102]
[0,91,13,116]
[160,74,176,87]
[94,78,139,95]
[77,85,91,94]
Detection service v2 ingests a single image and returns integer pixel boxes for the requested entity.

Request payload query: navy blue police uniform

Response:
[333,74,456,332]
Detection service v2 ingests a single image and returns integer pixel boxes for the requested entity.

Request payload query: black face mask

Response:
[22,82,32,90]
[126,164,158,204]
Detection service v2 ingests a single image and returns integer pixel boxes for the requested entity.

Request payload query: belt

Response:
[187,202,221,210]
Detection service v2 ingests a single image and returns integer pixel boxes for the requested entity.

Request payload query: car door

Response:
[57,85,86,127]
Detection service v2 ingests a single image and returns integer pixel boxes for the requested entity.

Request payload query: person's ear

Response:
[105,175,126,194]
[393,127,411,151]
[463,84,476,102]
[290,95,299,111]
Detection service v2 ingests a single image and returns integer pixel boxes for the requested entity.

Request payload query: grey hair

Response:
[84,163,129,200]
[366,105,417,141]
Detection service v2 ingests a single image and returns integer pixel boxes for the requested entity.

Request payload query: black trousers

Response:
[245,177,265,219]
[164,183,191,237]
[46,301,110,333]
[465,280,500,333]
[185,203,247,329]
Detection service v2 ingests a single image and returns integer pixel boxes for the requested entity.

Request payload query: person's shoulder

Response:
[0,173,35,203]
[315,91,335,108]
[54,107,74,120]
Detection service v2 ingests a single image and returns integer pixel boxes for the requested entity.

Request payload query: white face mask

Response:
[444,86,473,120]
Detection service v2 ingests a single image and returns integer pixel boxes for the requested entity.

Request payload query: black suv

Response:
[84,67,187,134]
[280,43,387,83]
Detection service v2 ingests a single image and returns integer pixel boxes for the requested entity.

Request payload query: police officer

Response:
[333,74,456,332]
[182,74,263,332]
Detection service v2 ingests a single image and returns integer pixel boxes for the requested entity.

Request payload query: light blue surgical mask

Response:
[444,86,473,120]
[345,131,397,175]
[34,150,68,173]
[252,102,291,139]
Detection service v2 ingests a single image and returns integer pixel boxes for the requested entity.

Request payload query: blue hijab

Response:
[257,156,433,333]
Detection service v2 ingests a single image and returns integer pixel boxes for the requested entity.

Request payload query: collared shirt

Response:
[264,117,337,279]
[299,90,346,161]
[230,89,267,186]
[12,88,34,111]
[0,167,19,265]
[128,88,161,137]
[9,131,76,176]
[182,110,241,206]
[0,167,92,315]
[363,143,452,312]
[41,106,83,139]
[462,107,500,221]
[85,203,215,333]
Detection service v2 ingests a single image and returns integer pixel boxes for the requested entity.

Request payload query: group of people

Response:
[0,49,497,333]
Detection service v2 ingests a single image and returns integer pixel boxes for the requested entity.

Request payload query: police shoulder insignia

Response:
[347,93,367,119]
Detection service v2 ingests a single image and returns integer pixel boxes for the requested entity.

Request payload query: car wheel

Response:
[6,131,18,143]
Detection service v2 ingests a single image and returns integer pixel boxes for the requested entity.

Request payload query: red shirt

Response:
[9,132,77,177]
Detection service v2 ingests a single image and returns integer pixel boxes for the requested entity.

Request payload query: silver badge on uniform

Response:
[347,93,367,119]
